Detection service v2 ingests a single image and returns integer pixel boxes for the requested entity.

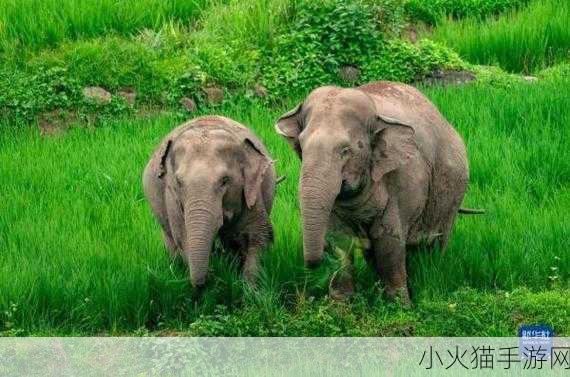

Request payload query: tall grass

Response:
[1,73,568,334]
[0,0,214,53]
[430,0,570,73]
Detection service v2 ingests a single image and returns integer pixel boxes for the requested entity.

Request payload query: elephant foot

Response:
[242,271,258,289]
[329,268,355,301]
[385,285,411,307]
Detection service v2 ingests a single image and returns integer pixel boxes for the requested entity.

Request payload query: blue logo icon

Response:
[519,324,554,362]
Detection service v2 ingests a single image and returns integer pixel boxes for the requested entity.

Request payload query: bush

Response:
[261,0,463,100]
[361,39,464,83]
[0,67,80,123]
[262,0,382,99]
[0,34,204,123]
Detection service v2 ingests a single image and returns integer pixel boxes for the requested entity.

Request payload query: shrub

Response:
[0,67,81,123]
[0,35,205,123]
[361,39,465,83]
[187,34,261,89]
[262,0,463,100]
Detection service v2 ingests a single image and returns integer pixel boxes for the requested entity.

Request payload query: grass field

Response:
[0,0,568,336]
[1,74,568,335]
[0,0,212,53]
[430,0,570,73]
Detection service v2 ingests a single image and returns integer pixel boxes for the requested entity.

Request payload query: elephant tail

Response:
[458,207,486,215]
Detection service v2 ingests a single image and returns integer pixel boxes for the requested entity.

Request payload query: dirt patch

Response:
[38,109,78,137]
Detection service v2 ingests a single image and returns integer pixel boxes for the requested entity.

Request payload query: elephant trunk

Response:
[300,156,342,267]
[183,194,222,287]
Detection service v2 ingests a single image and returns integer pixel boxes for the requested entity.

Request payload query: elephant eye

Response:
[221,176,232,186]
[174,175,183,186]
[340,146,352,158]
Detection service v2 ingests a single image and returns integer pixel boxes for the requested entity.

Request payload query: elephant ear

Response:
[275,103,303,156]
[153,124,194,179]
[156,139,173,178]
[369,114,417,182]
[243,138,272,209]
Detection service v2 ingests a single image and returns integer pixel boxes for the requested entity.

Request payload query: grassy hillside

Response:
[430,0,570,73]
[0,0,211,53]
[0,0,568,336]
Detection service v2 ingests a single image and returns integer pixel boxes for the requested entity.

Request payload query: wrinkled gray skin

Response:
[275,82,469,303]
[143,116,275,287]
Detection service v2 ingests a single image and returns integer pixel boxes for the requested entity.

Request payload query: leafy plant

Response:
[262,0,463,100]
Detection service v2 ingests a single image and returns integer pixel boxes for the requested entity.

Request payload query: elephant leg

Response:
[370,201,411,304]
[363,242,376,272]
[242,245,259,287]
[371,234,410,305]
[329,237,356,301]
[240,202,273,286]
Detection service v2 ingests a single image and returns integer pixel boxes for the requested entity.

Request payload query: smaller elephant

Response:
[143,116,276,287]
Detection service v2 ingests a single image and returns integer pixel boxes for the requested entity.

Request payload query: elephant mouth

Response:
[338,178,365,200]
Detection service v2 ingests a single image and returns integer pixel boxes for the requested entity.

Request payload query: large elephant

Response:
[143,116,275,287]
[275,81,475,302]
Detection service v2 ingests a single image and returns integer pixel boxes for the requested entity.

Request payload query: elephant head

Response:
[275,87,415,267]
[156,127,271,286]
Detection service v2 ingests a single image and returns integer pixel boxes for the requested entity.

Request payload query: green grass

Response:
[0,0,213,53]
[405,0,531,25]
[430,0,570,73]
[1,73,568,335]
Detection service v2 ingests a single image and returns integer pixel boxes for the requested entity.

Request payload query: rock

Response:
[422,70,476,86]
[82,86,112,105]
[203,86,224,104]
[523,75,538,82]
[118,88,136,106]
[339,65,360,82]
[253,84,268,98]
[179,97,197,112]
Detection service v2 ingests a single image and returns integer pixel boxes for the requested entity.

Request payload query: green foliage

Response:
[430,0,570,73]
[0,0,211,53]
[405,0,531,25]
[0,67,80,123]
[362,0,409,37]
[262,0,462,100]
[0,0,466,122]
[537,62,570,81]
[187,35,260,89]
[361,39,465,82]
[0,34,206,123]
[262,0,382,99]
[182,288,570,336]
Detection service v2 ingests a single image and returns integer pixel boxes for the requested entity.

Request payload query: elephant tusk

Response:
[276,176,286,185]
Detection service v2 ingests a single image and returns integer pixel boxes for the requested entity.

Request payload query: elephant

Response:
[275,81,479,303]
[143,115,276,287]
